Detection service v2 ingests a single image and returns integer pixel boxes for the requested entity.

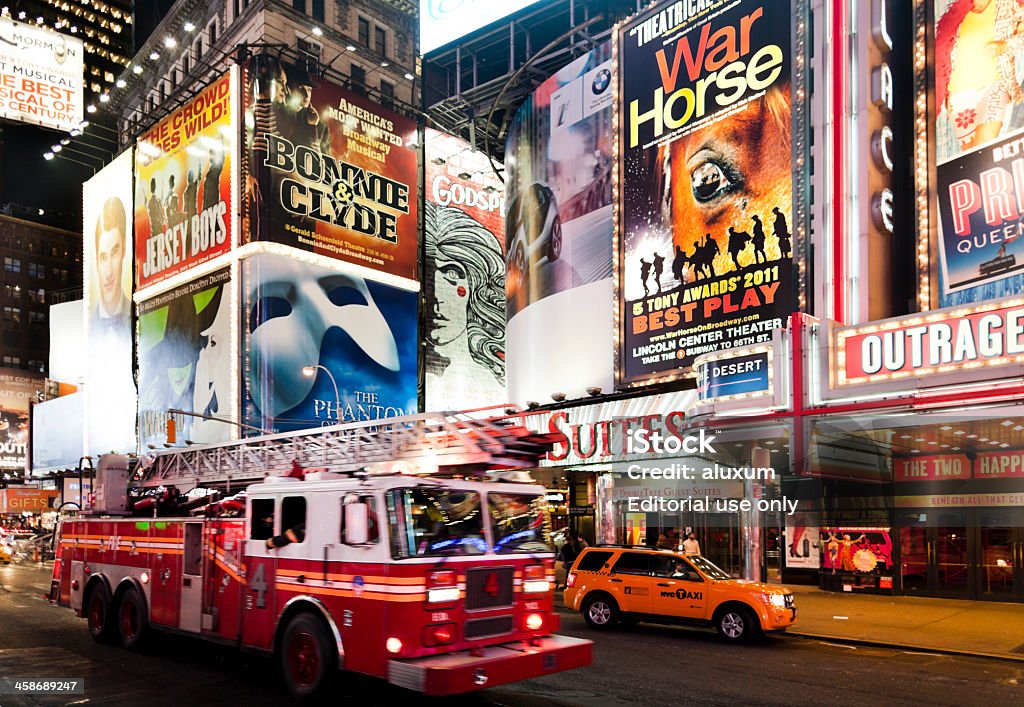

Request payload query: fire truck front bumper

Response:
[387,635,593,696]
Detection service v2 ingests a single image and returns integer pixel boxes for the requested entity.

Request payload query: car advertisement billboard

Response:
[932,0,1024,305]
[424,128,506,411]
[241,253,417,435]
[138,268,234,448]
[135,70,235,290]
[83,148,137,457]
[241,55,419,282]
[0,18,84,132]
[504,44,615,403]
[616,0,795,386]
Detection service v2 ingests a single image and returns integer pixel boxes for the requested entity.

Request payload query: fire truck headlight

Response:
[385,637,403,655]
[524,612,544,631]
[427,587,460,603]
[140,572,149,584]
[523,580,550,593]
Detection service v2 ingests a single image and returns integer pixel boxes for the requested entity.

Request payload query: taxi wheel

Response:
[715,606,758,642]
[582,594,619,630]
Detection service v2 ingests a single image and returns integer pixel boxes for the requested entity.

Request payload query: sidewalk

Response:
[786,586,1024,661]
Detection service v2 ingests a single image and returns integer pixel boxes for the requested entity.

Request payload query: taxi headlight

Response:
[763,593,786,608]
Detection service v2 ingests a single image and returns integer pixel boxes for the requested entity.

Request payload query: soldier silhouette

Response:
[640,259,653,296]
[773,207,791,259]
[751,215,767,263]
[651,252,665,294]
[672,244,687,284]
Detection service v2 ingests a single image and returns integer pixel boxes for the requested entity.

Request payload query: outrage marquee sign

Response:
[617,0,795,385]
[835,297,1024,386]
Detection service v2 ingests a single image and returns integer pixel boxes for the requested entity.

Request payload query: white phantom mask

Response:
[245,254,399,417]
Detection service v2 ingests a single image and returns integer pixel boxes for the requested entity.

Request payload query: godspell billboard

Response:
[504,43,615,403]
[933,0,1024,306]
[424,128,506,412]
[138,268,235,448]
[616,0,795,386]
[135,70,235,290]
[241,55,419,282]
[241,253,417,435]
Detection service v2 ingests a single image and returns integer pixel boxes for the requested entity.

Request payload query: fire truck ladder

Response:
[135,410,555,490]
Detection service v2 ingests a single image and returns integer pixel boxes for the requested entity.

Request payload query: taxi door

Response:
[651,556,708,619]
[607,551,656,614]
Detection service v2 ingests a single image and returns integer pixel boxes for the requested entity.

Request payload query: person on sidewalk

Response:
[683,532,701,555]
[557,528,587,587]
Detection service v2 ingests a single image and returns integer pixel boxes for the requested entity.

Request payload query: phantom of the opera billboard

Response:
[240,253,417,435]
[617,0,795,386]
[135,71,235,290]
[504,44,615,403]
[138,268,234,448]
[424,128,506,412]
[0,18,84,132]
[83,148,137,456]
[933,0,1024,306]
[241,56,419,282]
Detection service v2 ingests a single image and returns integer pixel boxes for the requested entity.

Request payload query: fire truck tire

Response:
[280,613,335,700]
[118,586,149,651]
[86,583,117,644]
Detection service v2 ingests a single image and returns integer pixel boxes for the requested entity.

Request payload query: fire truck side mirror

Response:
[343,503,369,545]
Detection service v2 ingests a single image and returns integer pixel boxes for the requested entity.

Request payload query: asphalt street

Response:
[1,562,1022,706]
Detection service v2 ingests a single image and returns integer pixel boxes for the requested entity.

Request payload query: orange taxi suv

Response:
[564,546,796,641]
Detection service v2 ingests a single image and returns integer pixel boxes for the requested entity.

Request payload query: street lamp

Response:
[302,365,340,422]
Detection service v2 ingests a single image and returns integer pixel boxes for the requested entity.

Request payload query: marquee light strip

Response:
[913,0,930,312]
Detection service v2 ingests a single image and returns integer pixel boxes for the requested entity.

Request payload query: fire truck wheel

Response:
[281,613,334,700]
[118,586,149,650]
[86,583,117,644]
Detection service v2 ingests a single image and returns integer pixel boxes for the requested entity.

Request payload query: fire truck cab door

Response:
[242,496,278,651]
[180,522,204,633]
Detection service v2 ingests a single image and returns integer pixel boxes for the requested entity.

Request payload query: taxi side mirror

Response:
[343,502,369,545]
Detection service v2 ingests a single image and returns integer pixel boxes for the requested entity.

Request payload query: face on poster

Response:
[424,129,506,411]
[135,72,234,290]
[617,0,794,385]
[933,0,1024,303]
[83,149,137,455]
[241,253,417,434]
[138,268,234,448]
[242,55,419,281]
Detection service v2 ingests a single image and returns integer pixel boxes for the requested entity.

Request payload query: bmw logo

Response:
[592,68,611,95]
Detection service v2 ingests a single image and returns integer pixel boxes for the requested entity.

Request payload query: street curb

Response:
[786,630,1024,664]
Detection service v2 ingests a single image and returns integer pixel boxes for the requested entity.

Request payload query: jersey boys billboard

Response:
[135,71,234,290]
[242,56,418,282]
[616,0,794,386]
[0,18,84,132]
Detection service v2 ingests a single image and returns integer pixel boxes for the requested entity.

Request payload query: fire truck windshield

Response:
[488,492,550,554]
[388,488,488,558]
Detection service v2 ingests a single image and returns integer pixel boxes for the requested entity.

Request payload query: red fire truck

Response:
[50,413,592,698]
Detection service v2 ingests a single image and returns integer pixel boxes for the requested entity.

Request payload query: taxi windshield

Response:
[687,555,732,580]
[487,492,550,554]
[387,488,487,558]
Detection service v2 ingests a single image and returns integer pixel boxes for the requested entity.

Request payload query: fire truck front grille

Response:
[464,566,514,611]
[463,615,514,640]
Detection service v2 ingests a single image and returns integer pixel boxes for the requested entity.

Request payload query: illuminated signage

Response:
[696,350,772,404]
[868,0,894,236]
[893,454,970,482]
[420,0,546,54]
[0,18,84,132]
[835,297,1024,386]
